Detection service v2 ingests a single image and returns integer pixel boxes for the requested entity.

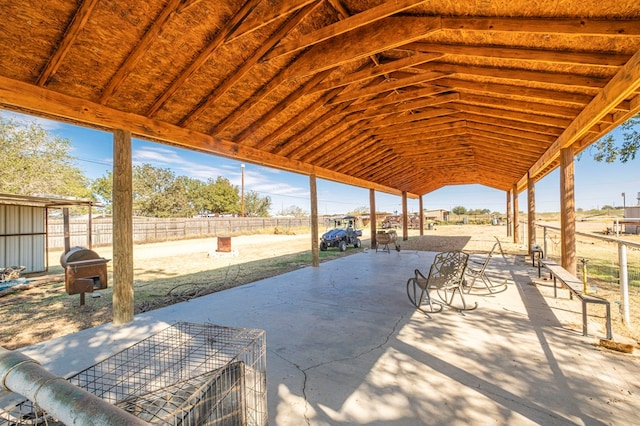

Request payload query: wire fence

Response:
[534,222,640,340]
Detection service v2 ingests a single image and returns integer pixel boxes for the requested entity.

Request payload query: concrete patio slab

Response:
[8,249,640,425]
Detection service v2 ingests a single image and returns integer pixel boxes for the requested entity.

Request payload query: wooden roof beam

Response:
[179,3,317,127]
[301,120,373,163]
[412,63,611,90]
[346,92,460,120]
[282,16,441,81]
[360,108,458,130]
[281,111,353,158]
[458,93,583,119]
[404,42,633,68]
[37,0,99,86]
[146,0,263,117]
[220,68,334,137]
[226,0,318,43]
[522,48,640,190]
[251,86,343,151]
[340,85,453,112]
[328,71,449,104]
[466,134,545,158]
[462,113,563,136]
[377,120,467,139]
[371,115,462,135]
[263,0,432,61]
[0,75,406,196]
[441,17,640,35]
[450,103,573,129]
[466,121,557,144]
[99,0,185,104]
[325,136,379,171]
[437,78,594,106]
[312,52,444,93]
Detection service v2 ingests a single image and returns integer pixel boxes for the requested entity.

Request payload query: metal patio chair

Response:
[464,241,508,294]
[407,250,477,313]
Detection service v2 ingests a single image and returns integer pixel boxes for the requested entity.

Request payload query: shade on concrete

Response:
[13,249,640,425]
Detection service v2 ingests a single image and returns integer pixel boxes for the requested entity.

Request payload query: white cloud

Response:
[0,111,62,131]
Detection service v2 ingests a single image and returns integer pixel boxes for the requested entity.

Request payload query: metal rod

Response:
[619,243,631,325]
[0,347,148,425]
[580,258,589,295]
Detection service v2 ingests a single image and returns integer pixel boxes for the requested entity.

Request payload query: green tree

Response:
[201,176,240,215]
[589,114,639,162]
[243,190,271,216]
[91,172,114,213]
[132,164,179,217]
[0,116,91,198]
[451,206,467,215]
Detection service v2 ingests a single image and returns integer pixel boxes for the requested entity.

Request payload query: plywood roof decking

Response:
[1,0,640,199]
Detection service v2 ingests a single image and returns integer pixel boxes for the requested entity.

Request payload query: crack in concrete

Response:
[270,314,404,425]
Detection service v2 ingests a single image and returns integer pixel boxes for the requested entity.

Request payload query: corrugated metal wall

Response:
[0,205,46,273]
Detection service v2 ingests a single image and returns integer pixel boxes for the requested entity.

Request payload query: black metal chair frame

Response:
[407,250,477,313]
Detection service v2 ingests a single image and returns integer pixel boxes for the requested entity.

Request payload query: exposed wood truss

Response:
[1,0,640,199]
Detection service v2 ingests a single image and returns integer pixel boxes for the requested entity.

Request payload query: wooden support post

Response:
[62,207,70,254]
[513,185,521,244]
[369,188,377,248]
[560,146,577,274]
[527,173,536,253]
[419,195,424,236]
[113,129,134,324]
[87,204,93,249]
[310,174,319,267]
[402,191,408,241]
[506,190,512,237]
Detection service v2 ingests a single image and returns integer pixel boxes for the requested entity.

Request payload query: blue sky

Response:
[3,110,639,215]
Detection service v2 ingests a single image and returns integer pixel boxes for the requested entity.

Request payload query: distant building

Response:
[623,206,640,234]
[424,209,449,222]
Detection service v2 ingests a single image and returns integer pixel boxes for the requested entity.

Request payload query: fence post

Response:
[619,242,631,325]
[543,226,548,259]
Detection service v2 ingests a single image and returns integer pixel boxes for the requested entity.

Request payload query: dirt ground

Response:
[1,224,637,350]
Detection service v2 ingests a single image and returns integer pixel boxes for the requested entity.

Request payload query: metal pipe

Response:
[0,347,148,425]
[619,243,631,325]
[580,258,589,294]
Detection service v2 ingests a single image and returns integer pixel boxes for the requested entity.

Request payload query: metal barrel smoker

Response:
[60,247,109,305]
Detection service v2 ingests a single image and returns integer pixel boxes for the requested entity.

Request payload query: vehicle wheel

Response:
[339,240,347,252]
[355,239,361,248]
[320,241,327,251]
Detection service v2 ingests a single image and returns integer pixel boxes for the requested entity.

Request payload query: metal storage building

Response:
[0,194,96,274]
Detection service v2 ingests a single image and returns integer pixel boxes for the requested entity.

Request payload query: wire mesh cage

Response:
[0,322,267,425]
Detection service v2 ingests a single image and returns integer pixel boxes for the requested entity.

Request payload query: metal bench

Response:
[538,258,612,340]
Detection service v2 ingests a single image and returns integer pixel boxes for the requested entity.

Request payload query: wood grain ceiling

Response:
[1,0,640,199]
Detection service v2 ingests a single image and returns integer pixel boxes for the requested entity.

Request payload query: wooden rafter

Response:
[146,0,263,117]
[524,48,640,187]
[327,71,449,104]
[312,52,444,93]
[436,78,595,106]
[0,75,406,196]
[37,0,99,86]
[282,16,442,81]
[226,0,318,43]
[264,0,432,61]
[179,2,318,127]
[99,0,184,104]
[405,42,633,67]
[441,17,640,35]
[412,63,612,90]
